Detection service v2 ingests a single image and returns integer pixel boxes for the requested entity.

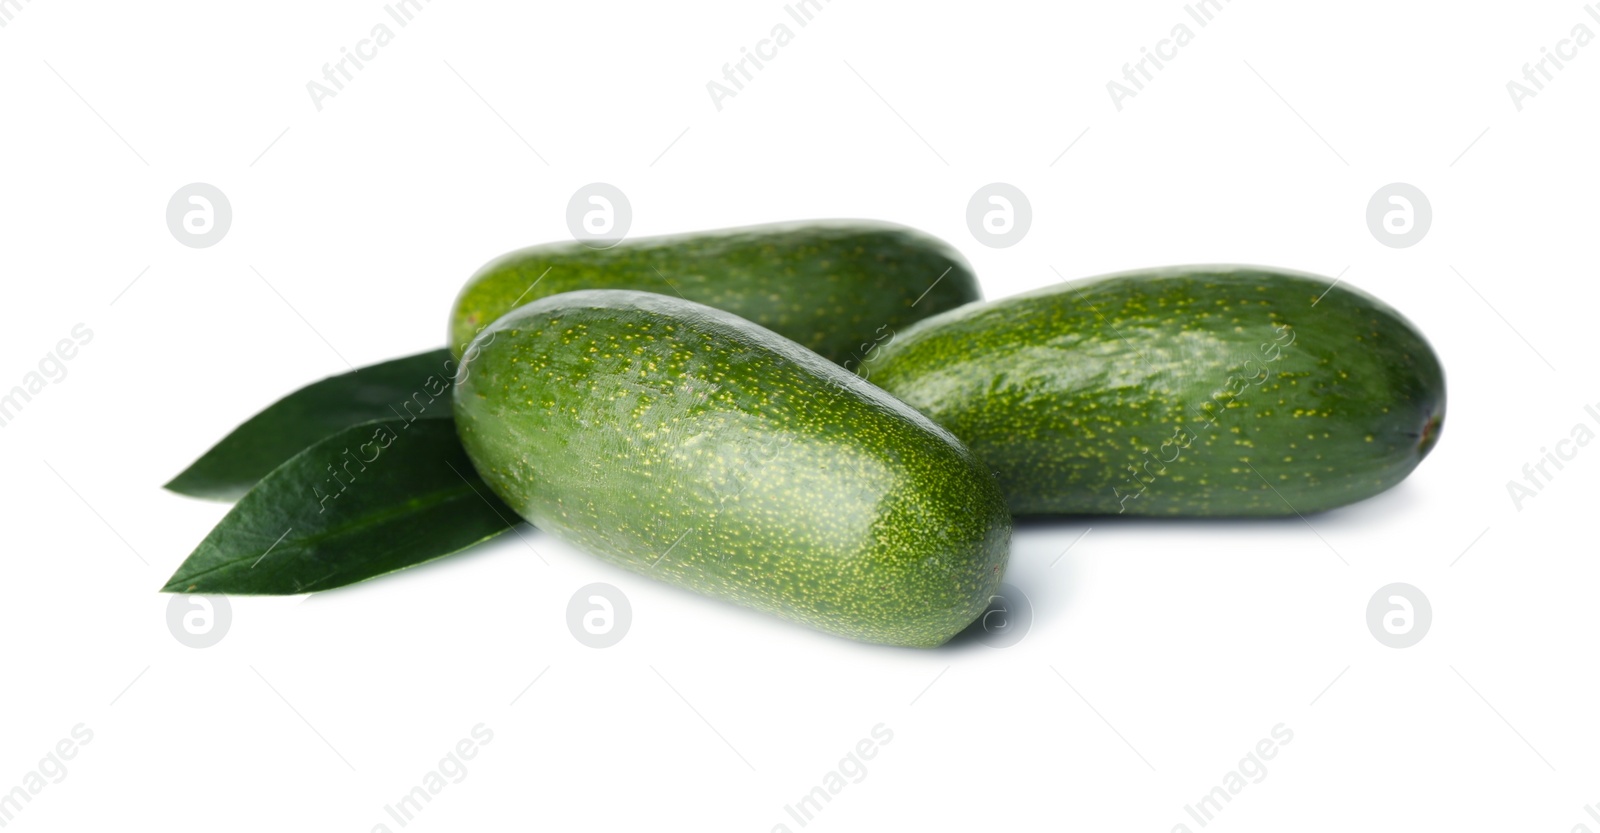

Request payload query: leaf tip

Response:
[160,576,198,594]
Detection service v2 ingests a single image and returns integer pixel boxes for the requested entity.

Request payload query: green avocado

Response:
[860,266,1446,516]
[448,221,979,369]
[453,289,1010,646]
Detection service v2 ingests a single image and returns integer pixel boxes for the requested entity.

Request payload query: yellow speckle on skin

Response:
[860,267,1442,519]
[455,283,1008,647]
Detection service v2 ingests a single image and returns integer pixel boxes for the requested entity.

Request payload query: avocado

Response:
[453,289,1010,646]
[860,266,1446,516]
[448,221,979,369]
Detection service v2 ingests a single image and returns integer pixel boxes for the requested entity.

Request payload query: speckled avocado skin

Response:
[453,289,1010,647]
[860,267,1446,517]
[448,221,979,368]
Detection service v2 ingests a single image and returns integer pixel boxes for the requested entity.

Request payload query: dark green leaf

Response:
[162,418,518,595]
[165,349,458,500]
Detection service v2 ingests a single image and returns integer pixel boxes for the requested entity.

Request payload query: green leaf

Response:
[162,418,518,595]
[165,349,459,501]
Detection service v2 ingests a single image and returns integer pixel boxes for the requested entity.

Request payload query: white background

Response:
[1,0,1596,830]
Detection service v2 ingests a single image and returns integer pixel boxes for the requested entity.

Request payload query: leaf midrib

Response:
[166,480,502,588]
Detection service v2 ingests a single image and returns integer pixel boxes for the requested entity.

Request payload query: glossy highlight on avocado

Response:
[860,266,1446,517]
[453,289,1010,646]
[448,221,979,368]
